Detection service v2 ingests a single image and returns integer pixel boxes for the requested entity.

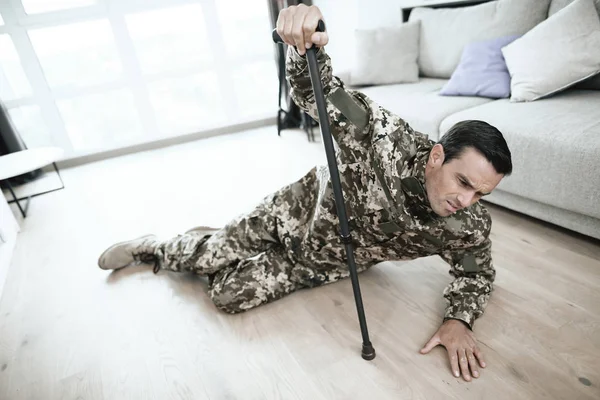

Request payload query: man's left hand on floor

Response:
[420,319,486,382]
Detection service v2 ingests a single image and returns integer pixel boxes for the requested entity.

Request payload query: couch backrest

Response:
[550,0,600,90]
[408,0,551,79]
[549,0,600,15]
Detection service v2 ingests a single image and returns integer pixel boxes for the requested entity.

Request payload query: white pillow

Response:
[548,0,600,90]
[408,0,551,79]
[350,21,420,86]
[501,0,600,102]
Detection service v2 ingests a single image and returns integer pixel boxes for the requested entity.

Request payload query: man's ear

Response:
[429,143,445,167]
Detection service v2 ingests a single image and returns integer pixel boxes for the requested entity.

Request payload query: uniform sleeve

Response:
[285,46,372,157]
[439,219,496,330]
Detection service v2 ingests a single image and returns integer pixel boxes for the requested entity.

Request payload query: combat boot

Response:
[98,234,160,271]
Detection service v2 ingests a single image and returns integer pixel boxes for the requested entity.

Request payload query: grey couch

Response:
[341,0,600,240]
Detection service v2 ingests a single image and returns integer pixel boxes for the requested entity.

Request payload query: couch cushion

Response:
[350,21,420,86]
[550,0,600,91]
[440,90,600,219]
[501,0,600,102]
[439,35,521,99]
[549,0,600,15]
[408,0,551,78]
[358,79,492,139]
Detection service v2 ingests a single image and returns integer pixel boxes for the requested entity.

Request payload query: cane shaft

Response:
[306,48,375,360]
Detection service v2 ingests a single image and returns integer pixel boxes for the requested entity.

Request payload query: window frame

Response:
[0,0,275,157]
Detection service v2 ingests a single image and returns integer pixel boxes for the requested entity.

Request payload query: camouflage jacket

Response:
[285,46,496,329]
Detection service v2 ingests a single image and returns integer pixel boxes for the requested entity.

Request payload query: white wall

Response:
[312,0,358,73]
[356,0,406,29]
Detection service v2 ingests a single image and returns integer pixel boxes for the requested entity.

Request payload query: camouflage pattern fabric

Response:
[149,46,495,329]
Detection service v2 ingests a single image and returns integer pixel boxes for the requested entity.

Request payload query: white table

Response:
[0,147,65,218]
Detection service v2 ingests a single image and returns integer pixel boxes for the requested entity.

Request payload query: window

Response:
[0,0,277,158]
[148,72,226,137]
[216,0,273,60]
[232,61,277,119]
[57,89,143,151]
[21,0,99,15]
[125,4,213,76]
[28,20,123,89]
[8,106,53,148]
[0,35,32,101]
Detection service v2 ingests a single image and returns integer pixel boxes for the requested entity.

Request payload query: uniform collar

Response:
[401,143,440,222]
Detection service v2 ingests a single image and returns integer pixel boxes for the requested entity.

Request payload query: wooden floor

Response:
[1,126,599,399]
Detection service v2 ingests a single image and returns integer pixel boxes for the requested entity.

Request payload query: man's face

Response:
[424,144,504,217]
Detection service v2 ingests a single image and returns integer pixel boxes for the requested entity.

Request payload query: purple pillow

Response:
[440,35,521,99]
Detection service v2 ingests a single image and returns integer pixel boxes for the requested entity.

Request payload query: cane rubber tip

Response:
[361,344,376,361]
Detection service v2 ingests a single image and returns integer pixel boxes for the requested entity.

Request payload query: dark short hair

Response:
[438,120,513,175]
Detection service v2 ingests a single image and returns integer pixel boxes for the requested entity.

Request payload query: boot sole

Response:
[98,234,156,270]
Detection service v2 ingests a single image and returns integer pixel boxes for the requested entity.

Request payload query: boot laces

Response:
[131,238,160,274]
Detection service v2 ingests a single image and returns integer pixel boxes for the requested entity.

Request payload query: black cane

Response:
[272,21,376,361]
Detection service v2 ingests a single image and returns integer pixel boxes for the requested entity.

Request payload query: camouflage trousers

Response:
[151,167,359,314]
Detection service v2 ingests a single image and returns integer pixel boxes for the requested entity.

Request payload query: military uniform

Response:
[148,47,495,330]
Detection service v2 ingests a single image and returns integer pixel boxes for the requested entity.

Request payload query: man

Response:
[98,4,512,383]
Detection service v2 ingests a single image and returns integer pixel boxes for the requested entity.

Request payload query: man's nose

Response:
[457,191,475,208]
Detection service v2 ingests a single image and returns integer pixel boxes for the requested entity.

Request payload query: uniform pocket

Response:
[307,161,397,254]
[335,161,400,247]
[336,161,389,220]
